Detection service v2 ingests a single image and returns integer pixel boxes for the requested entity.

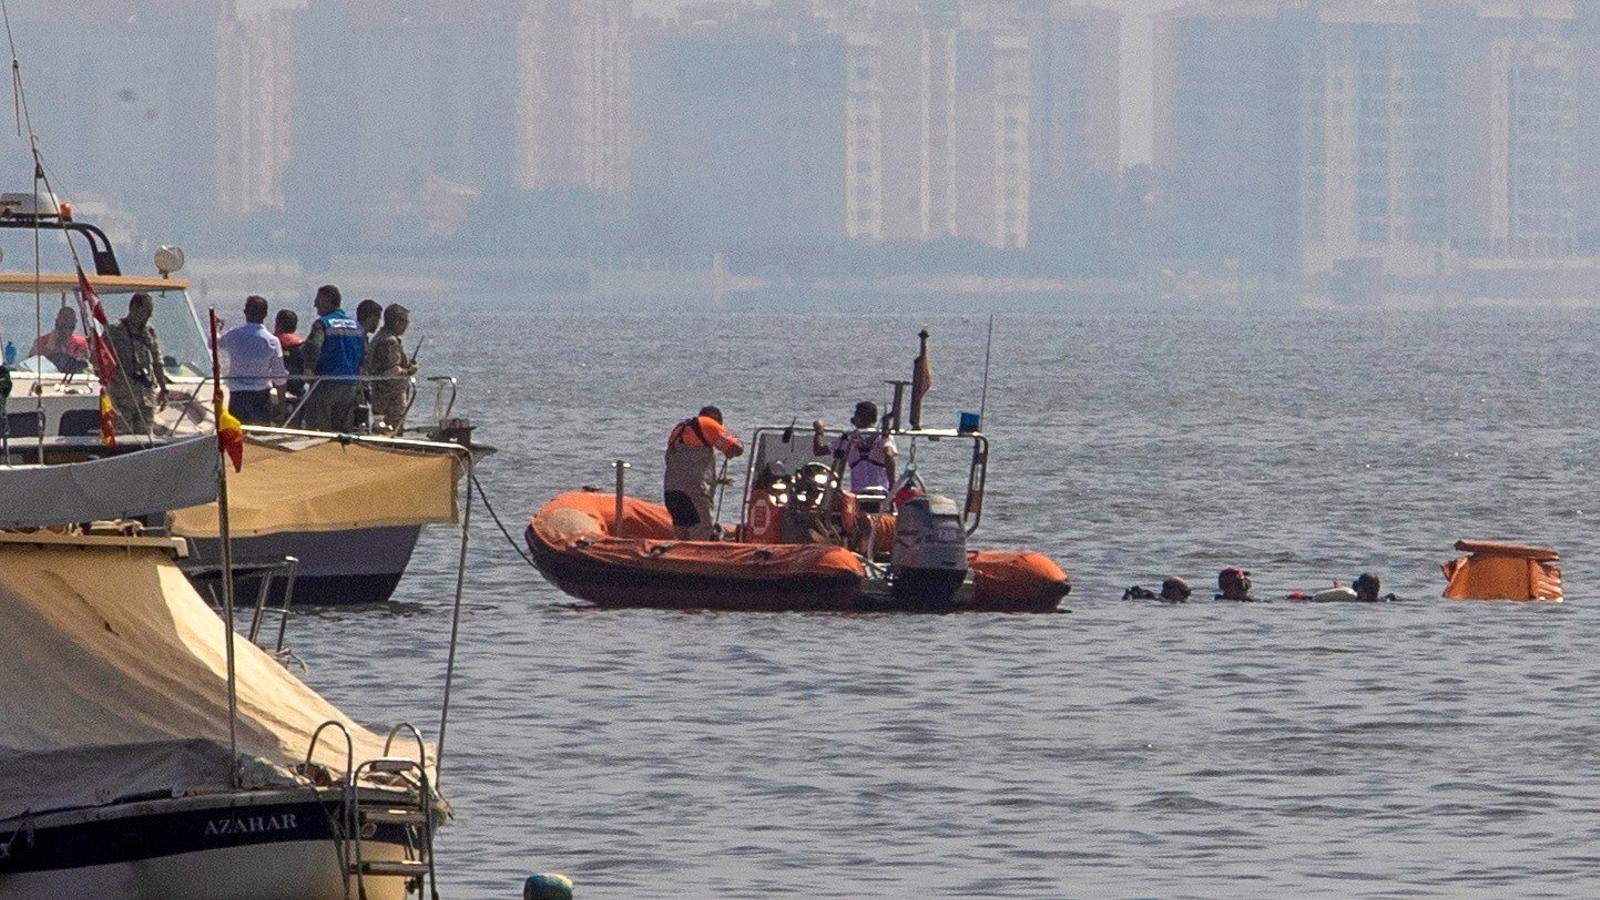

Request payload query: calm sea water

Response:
[289,301,1600,898]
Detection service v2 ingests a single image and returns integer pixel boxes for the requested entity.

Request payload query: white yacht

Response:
[0,199,471,604]
[0,445,450,900]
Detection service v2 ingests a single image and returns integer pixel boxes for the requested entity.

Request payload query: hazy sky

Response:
[240,0,1173,168]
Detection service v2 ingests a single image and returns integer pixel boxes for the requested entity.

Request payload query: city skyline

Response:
[0,0,1593,295]
[229,0,1171,168]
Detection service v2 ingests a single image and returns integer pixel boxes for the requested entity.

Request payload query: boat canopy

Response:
[168,435,460,539]
[0,436,218,529]
[0,534,393,819]
[0,272,189,294]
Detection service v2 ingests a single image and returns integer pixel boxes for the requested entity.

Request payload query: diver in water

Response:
[1352,572,1400,602]
[1215,567,1256,601]
[1289,572,1402,602]
[1123,576,1192,603]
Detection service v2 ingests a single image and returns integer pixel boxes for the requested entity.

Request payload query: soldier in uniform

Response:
[361,303,416,434]
[106,292,168,434]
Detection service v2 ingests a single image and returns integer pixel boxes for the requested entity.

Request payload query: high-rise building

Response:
[1154,2,1302,270]
[631,7,847,250]
[1299,1,1576,269]
[844,1,958,242]
[1436,2,1575,259]
[1024,2,1120,249]
[1297,2,1449,275]
[216,6,292,215]
[1158,0,1582,275]
[952,28,1030,248]
[513,0,633,194]
[287,0,520,245]
[1023,3,1120,227]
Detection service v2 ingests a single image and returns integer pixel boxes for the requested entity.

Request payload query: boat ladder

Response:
[306,721,440,900]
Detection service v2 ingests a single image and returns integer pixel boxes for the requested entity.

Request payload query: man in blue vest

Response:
[297,284,365,432]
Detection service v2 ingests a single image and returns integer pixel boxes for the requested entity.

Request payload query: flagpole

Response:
[979,314,994,429]
[209,308,239,788]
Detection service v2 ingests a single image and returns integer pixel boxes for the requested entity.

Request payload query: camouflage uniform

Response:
[106,318,163,433]
[361,326,410,433]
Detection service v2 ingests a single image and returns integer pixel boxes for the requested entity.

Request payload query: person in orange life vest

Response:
[812,400,897,492]
[32,305,89,373]
[663,405,744,540]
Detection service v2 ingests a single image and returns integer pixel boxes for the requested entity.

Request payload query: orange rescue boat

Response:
[527,425,1069,613]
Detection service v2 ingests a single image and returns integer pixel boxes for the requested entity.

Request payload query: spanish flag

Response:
[217,402,244,473]
[97,390,116,447]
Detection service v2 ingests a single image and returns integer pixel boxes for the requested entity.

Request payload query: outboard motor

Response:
[890,494,968,606]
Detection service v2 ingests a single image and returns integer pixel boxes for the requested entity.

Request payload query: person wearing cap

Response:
[812,400,897,493]
[1216,567,1255,601]
[361,303,416,434]
[663,406,744,540]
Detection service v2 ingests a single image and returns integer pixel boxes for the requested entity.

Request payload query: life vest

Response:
[663,416,717,499]
[313,309,365,377]
[836,429,890,491]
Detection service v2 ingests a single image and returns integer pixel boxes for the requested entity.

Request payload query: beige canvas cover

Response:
[0,537,402,818]
[168,436,459,539]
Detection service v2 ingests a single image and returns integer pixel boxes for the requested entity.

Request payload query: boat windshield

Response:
[743,425,989,533]
[0,286,209,378]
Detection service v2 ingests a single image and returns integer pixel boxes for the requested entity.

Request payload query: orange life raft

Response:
[525,492,1069,613]
[1441,540,1563,602]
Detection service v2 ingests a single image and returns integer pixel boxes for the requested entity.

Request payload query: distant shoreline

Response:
[183,254,1600,311]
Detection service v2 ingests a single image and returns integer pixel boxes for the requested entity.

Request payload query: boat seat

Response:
[5,411,43,437]
[58,408,102,437]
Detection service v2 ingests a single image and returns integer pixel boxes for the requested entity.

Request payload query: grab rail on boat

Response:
[382,723,430,775]
[304,721,356,789]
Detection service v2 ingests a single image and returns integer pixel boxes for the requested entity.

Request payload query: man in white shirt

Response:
[218,295,289,425]
[812,400,897,493]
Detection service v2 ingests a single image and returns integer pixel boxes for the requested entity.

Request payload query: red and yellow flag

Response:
[97,390,116,447]
[208,306,245,472]
[217,402,244,472]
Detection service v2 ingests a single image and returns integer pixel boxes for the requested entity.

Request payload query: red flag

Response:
[76,264,108,326]
[87,330,117,387]
[909,328,932,430]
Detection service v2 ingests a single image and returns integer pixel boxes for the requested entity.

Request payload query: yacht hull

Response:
[0,789,422,900]
[186,525,422,605]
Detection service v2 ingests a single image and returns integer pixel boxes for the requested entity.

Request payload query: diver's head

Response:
[1353,572,1381,602]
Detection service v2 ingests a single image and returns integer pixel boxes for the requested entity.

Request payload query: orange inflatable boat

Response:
[526,491,1068,613]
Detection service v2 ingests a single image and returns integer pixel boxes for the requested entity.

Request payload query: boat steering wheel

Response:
[789,462,839,511]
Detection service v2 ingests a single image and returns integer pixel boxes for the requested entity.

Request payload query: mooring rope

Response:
[470,467,540,571]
